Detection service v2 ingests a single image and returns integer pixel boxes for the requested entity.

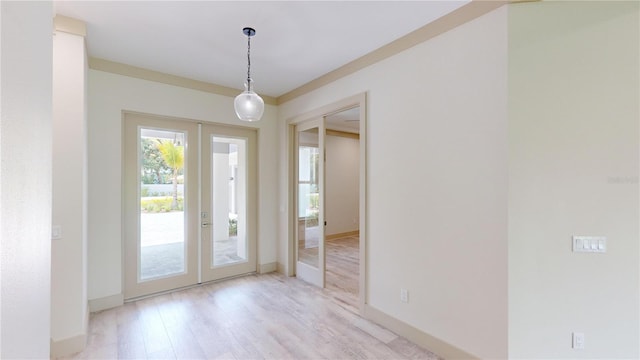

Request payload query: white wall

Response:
[326,134,359,236]
[508,2,639,358]
[51,26,88,354]
[88,70,279,301]
[279,7,508,358]
[0,1,53,358]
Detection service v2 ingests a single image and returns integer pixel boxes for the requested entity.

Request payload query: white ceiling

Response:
[326,107,360,133]
[54,1,469,97]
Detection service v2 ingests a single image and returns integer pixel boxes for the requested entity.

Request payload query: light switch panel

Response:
[573,236,606,253]
[52,225,62,240]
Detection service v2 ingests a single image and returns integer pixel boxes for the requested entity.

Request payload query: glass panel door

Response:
[139,128,186,280]
[124,115,257,298]
[201,124,257,282]
[296,118,325,287]
[124,114,198,299]
[211,137,247,267]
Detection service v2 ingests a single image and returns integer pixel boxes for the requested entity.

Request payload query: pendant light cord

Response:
[246,34,252,92]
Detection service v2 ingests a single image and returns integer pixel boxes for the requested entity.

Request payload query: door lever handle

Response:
[201,222,211,228]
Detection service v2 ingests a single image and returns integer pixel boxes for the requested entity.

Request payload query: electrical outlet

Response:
[400,288,409,303]
[572,332,585,349]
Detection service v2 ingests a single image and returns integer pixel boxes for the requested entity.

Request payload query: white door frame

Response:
[286,93,367,314]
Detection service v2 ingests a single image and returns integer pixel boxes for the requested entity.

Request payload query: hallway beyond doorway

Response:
[325,235,359,314]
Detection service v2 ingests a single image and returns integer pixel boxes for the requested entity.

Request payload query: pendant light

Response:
[234,27,264,122]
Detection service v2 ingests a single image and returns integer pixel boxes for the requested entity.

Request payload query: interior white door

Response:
[200,124,257,282]
[295,118,325,287]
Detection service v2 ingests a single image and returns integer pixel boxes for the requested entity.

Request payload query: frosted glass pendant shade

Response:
[234,87,264,122]
[235,27,264,122]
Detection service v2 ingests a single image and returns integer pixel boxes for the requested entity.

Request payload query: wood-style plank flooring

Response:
[325,236,360,314]
[64,238,441,359]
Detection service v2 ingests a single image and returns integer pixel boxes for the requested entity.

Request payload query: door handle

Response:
[201,222,211,228]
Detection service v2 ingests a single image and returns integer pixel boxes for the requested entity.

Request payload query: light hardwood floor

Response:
[65,239,441,359]
[325,236,360,314]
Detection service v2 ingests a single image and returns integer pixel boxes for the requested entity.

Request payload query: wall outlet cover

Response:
[400,288,408,303]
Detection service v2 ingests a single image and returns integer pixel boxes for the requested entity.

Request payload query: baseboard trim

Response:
[364,305,478,360]
[50,332,87,358]
[276,262,287,275]
[89,293,124,312]
[326,230,359,241]
[258,262,277,274]
[50,305,90,358]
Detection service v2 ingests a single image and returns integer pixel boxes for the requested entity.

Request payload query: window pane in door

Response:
[139,128,186,280]
[211,136,247,267]
[298,128,320,268]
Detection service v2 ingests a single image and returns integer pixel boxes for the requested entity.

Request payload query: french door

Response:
[123,113,257,299]
[200,124,257,282]
[295,118,325,287]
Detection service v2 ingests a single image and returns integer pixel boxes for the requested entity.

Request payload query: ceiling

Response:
[54,1,469,98]
[325,107,360,134]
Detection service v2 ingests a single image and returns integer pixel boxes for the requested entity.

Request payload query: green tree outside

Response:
[156,140,184,210]
[141,138,171,184]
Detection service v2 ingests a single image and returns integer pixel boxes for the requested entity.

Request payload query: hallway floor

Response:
[65,271,440,359]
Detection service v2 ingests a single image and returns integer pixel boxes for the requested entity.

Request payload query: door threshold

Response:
[124,271,257,303]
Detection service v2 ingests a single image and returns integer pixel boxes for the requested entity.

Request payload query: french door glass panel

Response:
[139,128,186,280]
[211,137,247,267]
[124,114,198,299]
[295,119,325,287]
[201,124,257,283]
[298,134,320,268]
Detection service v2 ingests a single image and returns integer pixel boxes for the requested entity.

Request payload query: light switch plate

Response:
[572,332,585,349]
[52,225,62,240]
[573,236,605,253]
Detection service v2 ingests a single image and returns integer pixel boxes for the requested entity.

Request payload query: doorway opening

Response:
[324,107,360,313]
[288,93,366,315]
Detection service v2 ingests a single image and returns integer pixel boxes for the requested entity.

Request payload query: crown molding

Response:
[276,0,531,105]
[87,0,537,107]
[54,15,86,37]
[88,57,278,105]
